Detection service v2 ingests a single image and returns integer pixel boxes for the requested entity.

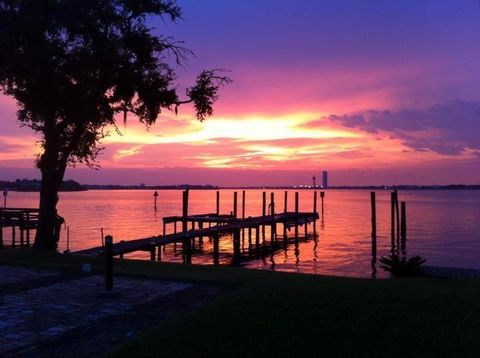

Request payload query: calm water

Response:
[3,189,480,278]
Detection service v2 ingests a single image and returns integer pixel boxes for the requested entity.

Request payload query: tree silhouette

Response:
[0,0,231,249]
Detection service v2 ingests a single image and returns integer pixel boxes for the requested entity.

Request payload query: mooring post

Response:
[150,239,156,261]
[216,190,220,215]
[105,235,113,292]
[320,191,325,219]
[26,211,30,246]
[20,215,24,247]
[65,226,70,253]
[153,191,159,211]
[157,240,162,261]
[101,227,104,247]
[313,191,318,216]
[394,190,400,248]
[198,222,204,244]
[182,190,189,232]
[370,192,377,277]
[270,192,276,241]
[242,190,246,219]
[11,225,15,248]
[182,189,191,264]
[262,191,266,239]
[213,233,219,265]
[233,191,238,218]
[233,228,241,259]
[255,226,260,247]
[401,201,407,253]
[119,240,125,259]
[0,214,3,248]
[390,191,395,253]
[284,191,288,213]
[295,192,299,239]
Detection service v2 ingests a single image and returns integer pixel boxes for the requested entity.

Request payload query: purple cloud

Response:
[329,99,480,155]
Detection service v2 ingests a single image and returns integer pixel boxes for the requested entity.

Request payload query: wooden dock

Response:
[75,211,318,258]
[0,208,39,247]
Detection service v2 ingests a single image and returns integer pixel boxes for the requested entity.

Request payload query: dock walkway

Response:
[75,211,318,257]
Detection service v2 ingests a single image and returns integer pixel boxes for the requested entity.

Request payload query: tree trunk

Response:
[33,119,66,250]
[33,167,63,250]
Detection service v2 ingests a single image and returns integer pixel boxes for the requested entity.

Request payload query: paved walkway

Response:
[0,265,218,357]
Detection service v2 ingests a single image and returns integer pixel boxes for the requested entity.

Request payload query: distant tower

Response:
[312,176,316,188]
[322,171,328,189]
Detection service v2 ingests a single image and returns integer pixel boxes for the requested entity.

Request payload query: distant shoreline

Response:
[2,180,480,192]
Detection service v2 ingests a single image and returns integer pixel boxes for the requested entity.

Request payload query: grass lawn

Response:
[2,249,480,357]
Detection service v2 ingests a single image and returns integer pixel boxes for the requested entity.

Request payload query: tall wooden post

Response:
[370,192,377,277]
[233,228,241,259]
[270,192,276,241]
[104,235,113,292]
[153,191,159,211]
[150,240,156,261]
[233,191,238,218]
[182,190,191,264]
[320,191,325,219]
[242,190,246,219]
[390,191,395,253]
[213,233,219,265]
[313,191,318,216]
[401,201,407,253]
[216,190,220,215]
[294,192,299,239]
[394,190,400,248]
[182,190,189,232]
[283,191,288,240]
[262,191,266,239]
[26,212,30,247]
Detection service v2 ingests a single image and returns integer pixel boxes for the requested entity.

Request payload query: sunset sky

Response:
[1,0,480,186]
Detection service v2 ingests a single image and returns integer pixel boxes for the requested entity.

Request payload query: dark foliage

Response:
[379,254,427,277]
[0,0,230,248]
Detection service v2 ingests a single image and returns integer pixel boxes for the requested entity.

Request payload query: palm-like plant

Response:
[379,254,426,277]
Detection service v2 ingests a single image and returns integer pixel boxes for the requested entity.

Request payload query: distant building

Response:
[322,171,328,188]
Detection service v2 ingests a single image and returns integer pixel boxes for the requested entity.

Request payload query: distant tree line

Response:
[0,179,84,192]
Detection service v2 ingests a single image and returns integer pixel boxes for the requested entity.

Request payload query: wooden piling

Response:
[390,191,395,252]
[284,191,288,213]
[370,192,377,260]
[66,226,70,252]
[153,191,159,211]
[262,191,266,239]
[320,191,325,218]
[182,190,189,232]
[181,191,192,262]
[119,240,125,259]
[104,235,113,291]
[394,190,400,247]
[150,240,156,261]
[233,191,238,218]
[242,190,246,219]
[233,228,241,258]
[401,201,407,252]
[313,191,318,216]
[213,233,219,265]
[216,190,220,215]
[294,192,299,239]
[270,192,276,240]
[101,227,104,247]
[26,212,30,246]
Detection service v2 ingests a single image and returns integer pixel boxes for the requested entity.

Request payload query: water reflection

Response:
[3,189,480,278]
